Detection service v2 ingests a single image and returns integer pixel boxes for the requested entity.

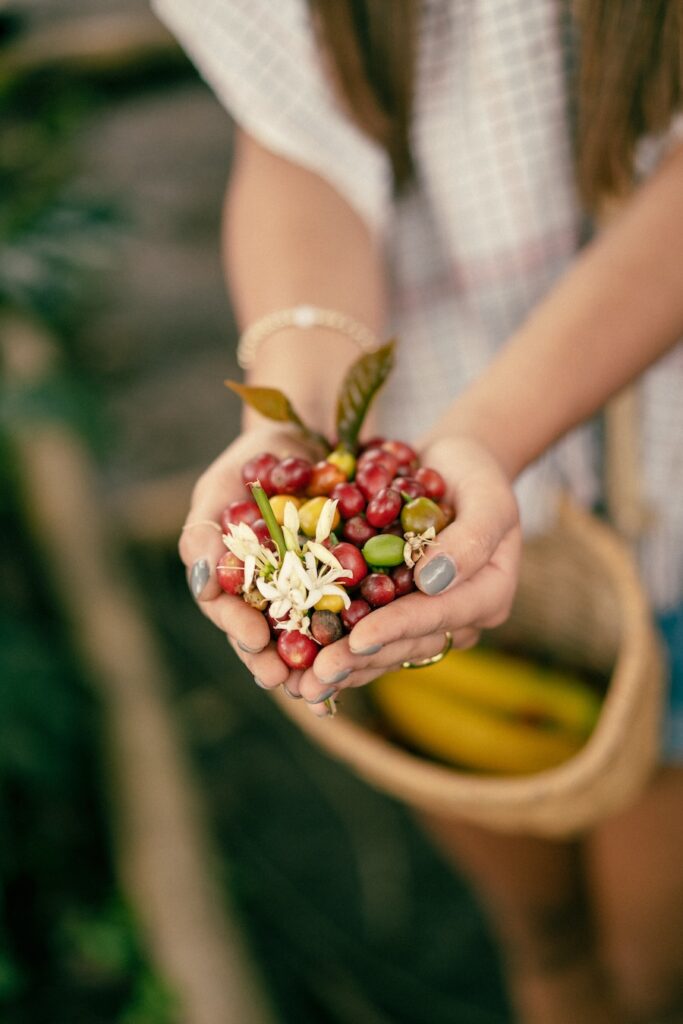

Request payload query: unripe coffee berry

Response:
[362,533,405,568]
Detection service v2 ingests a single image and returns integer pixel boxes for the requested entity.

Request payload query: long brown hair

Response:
[309,0,683,207]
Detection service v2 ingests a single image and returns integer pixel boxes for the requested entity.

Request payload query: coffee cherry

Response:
[439,501,456,526]
[357,448,399,478]
[241,452,279,495]
[314,593,346,613]
[391,563,415,596]
[341,598,372,630]
[220,499,261,533]
[216,551,244,595]
[277,631,318,669]
[366,487,402,528]
[269,494,303,525]
[360,436,386,452]
[307,460,347,497]
[355,462,393,500]
[394,477,426,500]
[401,497,447,535]
[342,515,377,547]
[381,439,418,470]
[362,533,405,568]
[330,542,369,587]
[382,521,404,537]
[311,610,344,646]
[330,482,366,518]
[326,449,356,478]
[360,573,396,607]
[250,518,274,547]
[299,496,341,538]
[415,466,447,501]
[270,457,313,495]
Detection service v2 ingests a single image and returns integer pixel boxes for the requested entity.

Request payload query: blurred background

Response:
[1,2,512,1021]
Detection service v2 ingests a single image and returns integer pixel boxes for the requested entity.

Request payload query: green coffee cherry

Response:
[362,533,405,568]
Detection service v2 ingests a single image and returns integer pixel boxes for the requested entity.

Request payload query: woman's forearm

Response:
[224,130,386,437]
[426,142,683,479]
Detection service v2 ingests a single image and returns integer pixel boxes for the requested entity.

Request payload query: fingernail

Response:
[253,676,268,689]
[318,668,351,685]
[238,639,265,654]
[418,555,456,595]
[189,558,210,599]
[284,686,302,700]
[307,685,337,704]
[350,642,382,656]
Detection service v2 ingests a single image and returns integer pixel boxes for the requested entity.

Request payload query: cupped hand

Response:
[299,435,523,713]
[179,426,321,691]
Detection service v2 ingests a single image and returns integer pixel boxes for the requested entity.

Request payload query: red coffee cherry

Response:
[277,631,318,669]
[241,452,279,495]
[329,542,369,588]
[341,599,372,630]
[216,552,244,595]
[391,563,415,597]
[342,515,377,547]
[381,439,418,470]
[355,462,393,501]
[360,573,396,607]
[415,466,447,501]
[330,482,366,519]
[220,499,261,533]
[270,457,313,495]
[357,448,400,478]
[394,477,427,500]
[366,487,402,528]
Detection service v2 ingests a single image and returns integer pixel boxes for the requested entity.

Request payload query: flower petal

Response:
[315,499,339,544]
[306,541,343,570]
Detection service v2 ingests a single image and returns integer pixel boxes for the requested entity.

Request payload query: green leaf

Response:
[335,340,396,451]
[224,381,329,452]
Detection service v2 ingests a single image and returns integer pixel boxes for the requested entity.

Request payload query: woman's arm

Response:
[225,129,386,435]
[424,142,683,479]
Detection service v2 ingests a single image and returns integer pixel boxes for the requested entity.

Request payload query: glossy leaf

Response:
[336,340,395,451]
[224,381,329,451]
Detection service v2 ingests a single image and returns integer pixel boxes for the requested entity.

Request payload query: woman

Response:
[154,1,683,1020]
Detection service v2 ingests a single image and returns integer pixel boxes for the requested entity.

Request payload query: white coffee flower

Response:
[223,522,279,591]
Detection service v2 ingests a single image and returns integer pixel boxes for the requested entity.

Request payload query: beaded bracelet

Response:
[236,305,379,370]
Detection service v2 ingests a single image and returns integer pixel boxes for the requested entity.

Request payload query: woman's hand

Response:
[179,426,322,692]
[297,435,523,712]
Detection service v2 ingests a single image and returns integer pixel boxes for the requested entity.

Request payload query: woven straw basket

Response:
[273,497,665,837]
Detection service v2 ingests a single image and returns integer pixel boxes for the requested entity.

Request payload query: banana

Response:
[369,649,602,775]
[395,649,600,738]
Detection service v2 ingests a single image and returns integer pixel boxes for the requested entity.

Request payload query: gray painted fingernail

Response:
[238,639,265,654]
[284,686,302,700]
[418,555,456,595]
[318,668,351,685]
[189,558,210,599]
[253,677,268,689]
[307,686,337,704]
[351,643,382,656]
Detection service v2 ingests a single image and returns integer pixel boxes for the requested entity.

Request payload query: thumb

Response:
[414,480,518,596]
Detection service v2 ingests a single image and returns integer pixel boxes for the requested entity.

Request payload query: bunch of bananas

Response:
[369,648,602,775]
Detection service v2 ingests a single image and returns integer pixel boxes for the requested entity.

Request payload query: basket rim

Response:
[274,500,662,809]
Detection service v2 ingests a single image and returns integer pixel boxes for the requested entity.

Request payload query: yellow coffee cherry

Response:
[270,494,302,525]
[298,496,341,538]
[314,593,346,613]
[327,449,356,479]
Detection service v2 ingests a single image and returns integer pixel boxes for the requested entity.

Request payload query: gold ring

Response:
[182,520,223,534]
[401,631,453,670]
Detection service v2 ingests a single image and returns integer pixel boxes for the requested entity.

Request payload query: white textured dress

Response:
[153,0,683,613]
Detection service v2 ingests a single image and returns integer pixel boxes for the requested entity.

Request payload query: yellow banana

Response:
[396,649,600,739]
[369,649,602,775]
